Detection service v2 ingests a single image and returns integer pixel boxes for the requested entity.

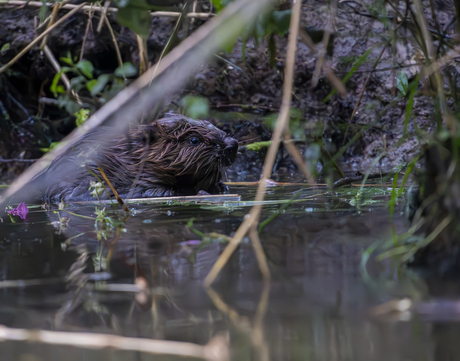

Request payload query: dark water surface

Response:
[1,185,459,361]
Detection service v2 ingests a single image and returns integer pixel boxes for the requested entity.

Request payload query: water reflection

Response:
[0,186,459,360]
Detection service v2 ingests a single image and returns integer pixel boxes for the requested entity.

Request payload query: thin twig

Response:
[0,2,86,74]
[203,0,303,287]
[249,227,271,281]
[413,0,453,132]
[351,43,388,120]
[137,35,148,74]
[191,0,198,24]
[151,10,184,80]
[310,2,334,88]
[40,0,61,50]
[102,5,123,68]
[43,45,71,90]
[283,133,315,184]
[0,1,215,18]
[80,7,93,61]
[96,0,110,33]
[98,166,129,212]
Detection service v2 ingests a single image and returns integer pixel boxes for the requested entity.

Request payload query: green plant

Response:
[50,55,137,118]
[212,0,291,66]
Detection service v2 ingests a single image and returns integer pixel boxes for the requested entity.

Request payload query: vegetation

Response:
[1,0,460,358]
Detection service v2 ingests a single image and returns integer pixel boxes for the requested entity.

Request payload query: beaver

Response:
[43,114,239,202]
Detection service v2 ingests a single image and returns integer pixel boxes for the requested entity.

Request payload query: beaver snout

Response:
[221,137,239,166]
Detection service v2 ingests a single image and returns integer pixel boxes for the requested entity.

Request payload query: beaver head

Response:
[44,115,239,201]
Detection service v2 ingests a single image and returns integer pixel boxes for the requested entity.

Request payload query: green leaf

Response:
[116,7,150,37]
[76,59,94,79]
[70,75,86,89]
[115,62,138,78]
[64,100,81,114]
[396,71,409,96]
[245,141,272,151]
[267,33,276,68]
[87,74,111,96]
[403,75,419,135]
[267,9,291,36]
[324,47,374,103]
[180,95,209,119]
[40,141,60,153]
[0,43,10,55]
[50,70,64,96]
[60,56,74,66]
[39,0,48,23]
[74,108,90,127]
[211,0,233,11]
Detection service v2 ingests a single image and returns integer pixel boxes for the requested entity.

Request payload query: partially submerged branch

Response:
[0,325,229,361]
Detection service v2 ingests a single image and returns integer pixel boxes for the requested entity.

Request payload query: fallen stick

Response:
[0,325,228,361]
[68,193,241,205]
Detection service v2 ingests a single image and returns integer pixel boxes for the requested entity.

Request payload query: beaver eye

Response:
[190,137,201,146]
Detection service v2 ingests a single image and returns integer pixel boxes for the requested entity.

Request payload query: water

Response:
[0,185,459,361]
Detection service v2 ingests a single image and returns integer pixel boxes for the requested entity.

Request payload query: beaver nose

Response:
[222,137,238,166]
[225,138,238,153]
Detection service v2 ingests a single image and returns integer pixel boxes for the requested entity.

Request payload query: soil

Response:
[0,0,457,183]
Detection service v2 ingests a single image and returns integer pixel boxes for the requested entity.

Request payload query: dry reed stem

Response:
[351,43,387,120]
[206,287,248,323]
[80,14,92,61]
[299,28,345,96]
[191,0,198,24]
[205,284,271,361]
[413,0,454,132]
[249,227,271,281]
[40,1,61,50]
[97,0,110,33]
[151,11,184,80]
[203,0,302,287]
[43,45,71,90]
[98,166,129,212]
[251,280,271,361]
[102,5,123,68]
[0,2,86,74]
[206,279,271,361]
[310,0,336,88]
[323,62,347,96]
[0,1,215,18]
[137,35,149,74]
[283,133,315,184]
[0,325,228,361]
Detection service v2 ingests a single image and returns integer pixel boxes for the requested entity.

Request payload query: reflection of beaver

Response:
[44,114,239,201]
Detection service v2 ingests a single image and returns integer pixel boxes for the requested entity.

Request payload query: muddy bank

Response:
[0,0,456,183]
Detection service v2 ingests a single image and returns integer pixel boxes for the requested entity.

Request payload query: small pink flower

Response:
[7,202,29,220]
[179,240,202,246]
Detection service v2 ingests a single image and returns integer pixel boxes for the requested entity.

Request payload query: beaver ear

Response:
[142,123,160,144]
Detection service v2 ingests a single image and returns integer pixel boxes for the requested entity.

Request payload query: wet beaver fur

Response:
[43,114,239,201]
